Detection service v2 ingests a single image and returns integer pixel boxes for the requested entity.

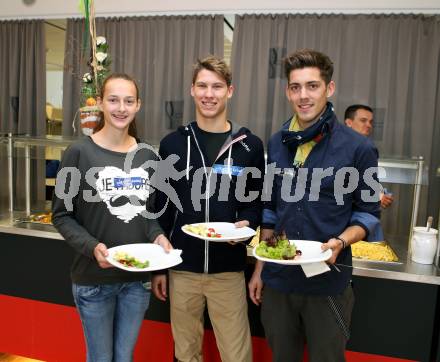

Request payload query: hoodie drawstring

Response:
[186,134,191,181]
[227,145,232,179]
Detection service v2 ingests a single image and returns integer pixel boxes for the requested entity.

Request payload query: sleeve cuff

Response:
[152,269,169,275]
[84,239,100,259]
[350,211,384,241]
[146,224,165,244]
[261,223,275,230]
[262,208,277,225]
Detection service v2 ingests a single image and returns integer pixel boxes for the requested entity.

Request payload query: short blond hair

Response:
[192,55,232,87]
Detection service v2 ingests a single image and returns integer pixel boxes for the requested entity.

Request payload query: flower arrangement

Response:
[76,0,111,135]
[80,36,111,107]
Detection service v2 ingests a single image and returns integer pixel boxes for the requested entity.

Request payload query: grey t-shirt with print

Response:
[52,137,163,285]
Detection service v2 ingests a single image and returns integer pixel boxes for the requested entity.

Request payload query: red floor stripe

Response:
[0,295,84,361]
[0,295,415,362]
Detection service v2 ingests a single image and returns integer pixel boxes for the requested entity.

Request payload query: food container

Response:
[351,241,399,262]
[411,227,439,265]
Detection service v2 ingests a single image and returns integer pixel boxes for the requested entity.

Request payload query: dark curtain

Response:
[0,20,47,214]
[61,18,89,137]
[0,19,46,135]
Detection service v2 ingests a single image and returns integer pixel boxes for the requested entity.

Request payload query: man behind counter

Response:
[344,104,394,209]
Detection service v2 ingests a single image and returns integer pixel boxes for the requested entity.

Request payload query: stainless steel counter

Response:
[349,237,440,284]
[0,212,62,240]
[351,258,440,284]
[247,239,440,285]
[1,213,440,285]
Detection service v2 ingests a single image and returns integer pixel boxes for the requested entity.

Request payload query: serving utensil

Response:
[426,216,433,232]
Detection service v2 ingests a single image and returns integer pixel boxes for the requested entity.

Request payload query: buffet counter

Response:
[0,212,62,240]
[1,218,440,362]
[352,254,440,285]
[2,215,440,285]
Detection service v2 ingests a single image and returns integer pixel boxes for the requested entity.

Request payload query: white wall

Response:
[1,0,439,19]
[46,70,63,108]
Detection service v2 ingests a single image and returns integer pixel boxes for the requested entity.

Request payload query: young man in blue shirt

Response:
[249,49,381,362]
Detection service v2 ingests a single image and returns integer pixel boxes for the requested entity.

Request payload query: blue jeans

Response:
[72,281,151,362]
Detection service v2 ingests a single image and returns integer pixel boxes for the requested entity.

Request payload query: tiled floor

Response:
[0,353,43,362]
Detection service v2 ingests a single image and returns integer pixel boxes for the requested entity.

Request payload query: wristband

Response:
[335,236,347,249]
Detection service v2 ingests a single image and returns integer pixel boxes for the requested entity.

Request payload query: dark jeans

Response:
[261,284,354,362]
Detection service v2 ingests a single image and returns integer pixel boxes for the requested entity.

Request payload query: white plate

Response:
[181,222,256,242]
[253,239,332,265]
[106,243,182,272]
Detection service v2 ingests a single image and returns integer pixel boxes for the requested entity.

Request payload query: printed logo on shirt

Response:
[239,140,251,152]
[212,164,244,176]
[96,166,150,223]
[113,177,144,189]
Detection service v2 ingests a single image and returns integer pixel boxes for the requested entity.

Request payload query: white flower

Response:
[95,52,108,63]
[82,72,92,83]
[96,36,106,46]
